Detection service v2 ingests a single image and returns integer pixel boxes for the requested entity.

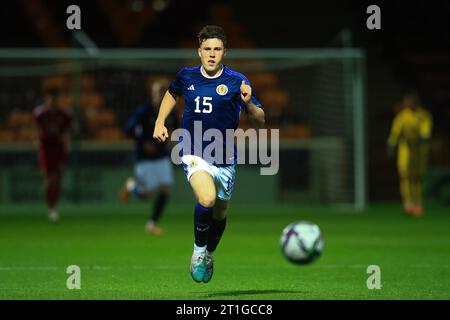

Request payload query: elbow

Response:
[251,114,265,129]
[248,107,265,128]
[258,115,265,127]
[258,109,266,127]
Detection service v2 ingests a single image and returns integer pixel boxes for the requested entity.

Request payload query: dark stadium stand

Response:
[1,0,449,201]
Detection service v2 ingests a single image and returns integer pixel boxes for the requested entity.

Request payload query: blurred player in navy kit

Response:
[33,88,73,223]
[153,25,265,283]
[120,77,178,235]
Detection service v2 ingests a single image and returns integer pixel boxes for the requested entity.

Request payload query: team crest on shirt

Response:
[216,84,228,96]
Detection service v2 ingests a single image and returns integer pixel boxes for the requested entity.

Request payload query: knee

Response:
[198,194,216,208]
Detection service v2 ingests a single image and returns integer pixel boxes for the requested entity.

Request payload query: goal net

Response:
[0,48,367,209]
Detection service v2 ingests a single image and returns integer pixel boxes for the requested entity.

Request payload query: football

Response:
[280,221,324,265]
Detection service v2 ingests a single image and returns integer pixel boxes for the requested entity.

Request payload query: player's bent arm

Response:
[240,80,265,128]
[387,115,402,148]
[124,110,142,137]
[386,115,403,157]
[419,113,433,142]
[246,101,265,129]
[154,90,178,142]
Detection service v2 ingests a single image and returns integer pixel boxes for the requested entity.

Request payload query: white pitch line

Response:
[1,264,449,272]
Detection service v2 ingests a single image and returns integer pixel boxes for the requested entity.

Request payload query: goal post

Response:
[0,48,367,209]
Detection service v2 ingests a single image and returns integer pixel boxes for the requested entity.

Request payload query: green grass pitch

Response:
[0,202,449,299]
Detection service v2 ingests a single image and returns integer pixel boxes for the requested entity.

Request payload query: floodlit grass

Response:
[0,203,449,299]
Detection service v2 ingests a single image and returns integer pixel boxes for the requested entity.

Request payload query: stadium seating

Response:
[0,1,314,143]
[15,0,450,146]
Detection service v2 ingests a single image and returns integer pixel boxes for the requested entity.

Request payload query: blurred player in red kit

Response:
[33,88,73,222]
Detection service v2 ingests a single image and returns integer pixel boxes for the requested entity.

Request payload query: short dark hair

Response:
[198,25,227,47]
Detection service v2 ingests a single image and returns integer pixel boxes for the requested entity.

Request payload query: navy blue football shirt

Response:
[168,65,262,166]
[125,101,177,162]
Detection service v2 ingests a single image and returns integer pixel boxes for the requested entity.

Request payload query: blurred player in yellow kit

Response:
[388,93,433,217]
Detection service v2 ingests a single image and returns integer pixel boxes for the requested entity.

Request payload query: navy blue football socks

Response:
[207,217,227,253]
[151,192,168,224]
[194,202,213,247]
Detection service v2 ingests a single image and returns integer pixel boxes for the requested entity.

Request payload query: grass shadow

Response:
[196,289,305,298]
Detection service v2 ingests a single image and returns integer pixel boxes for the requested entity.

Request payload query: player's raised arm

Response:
[153,90,178,142]
[240,80,265,128]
